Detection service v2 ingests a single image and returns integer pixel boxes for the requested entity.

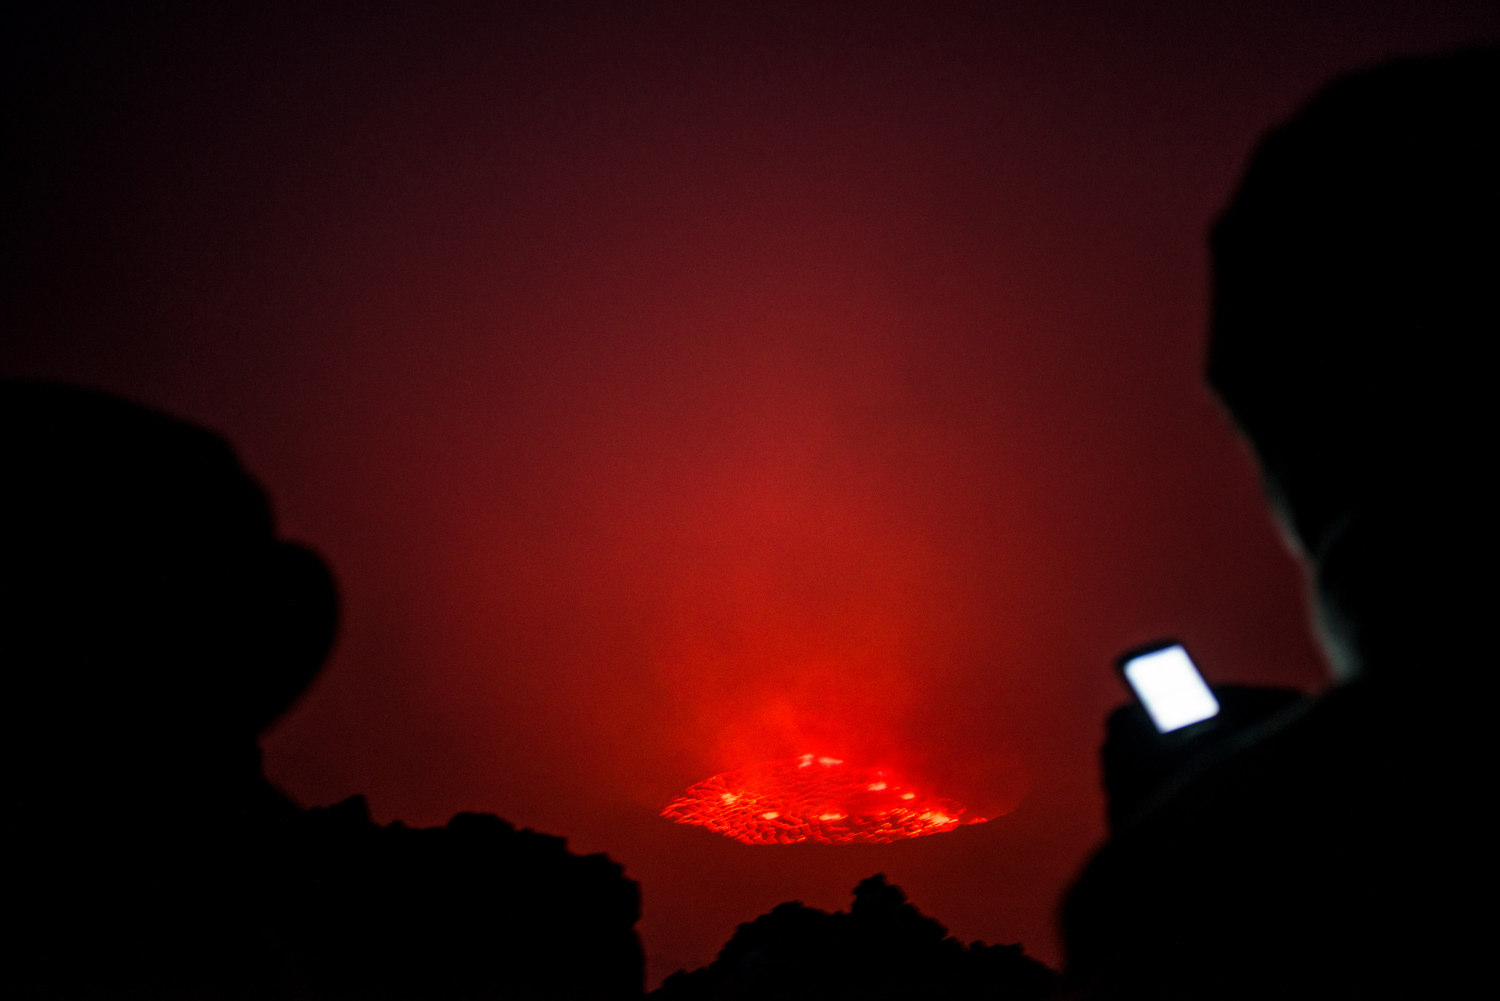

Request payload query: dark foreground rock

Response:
[654,874,1056,1001]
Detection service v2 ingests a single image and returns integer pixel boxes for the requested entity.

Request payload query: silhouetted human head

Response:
[1,381,338,800]
[1206,49,1499,677]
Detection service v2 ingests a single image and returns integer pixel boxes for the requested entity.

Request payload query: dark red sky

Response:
[7,1,1497,985]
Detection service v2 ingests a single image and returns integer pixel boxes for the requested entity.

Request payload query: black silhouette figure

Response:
[1,381,643,999]
[1061,48,1499,1000]
[653,874,1057,1001]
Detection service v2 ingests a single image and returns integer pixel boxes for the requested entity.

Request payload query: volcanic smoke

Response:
[662,754,987,845]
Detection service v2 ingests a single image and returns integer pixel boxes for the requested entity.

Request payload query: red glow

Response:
[662,754,987,845]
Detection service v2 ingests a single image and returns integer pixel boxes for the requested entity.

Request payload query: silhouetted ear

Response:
[235,540,341,735]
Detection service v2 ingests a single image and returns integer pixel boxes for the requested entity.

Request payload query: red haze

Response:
[4,0,1496,987]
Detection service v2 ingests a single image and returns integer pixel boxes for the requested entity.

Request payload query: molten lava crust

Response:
[663,754,985,845]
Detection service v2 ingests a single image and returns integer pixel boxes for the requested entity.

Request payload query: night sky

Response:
[7,1,1498,986]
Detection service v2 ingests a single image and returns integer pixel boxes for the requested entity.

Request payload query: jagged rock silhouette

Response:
[654,874,1056,1001]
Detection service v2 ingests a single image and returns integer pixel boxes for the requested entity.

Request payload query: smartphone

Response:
[1116,641,1220,734]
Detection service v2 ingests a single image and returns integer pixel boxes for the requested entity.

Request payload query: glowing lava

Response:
[662,754,987,845]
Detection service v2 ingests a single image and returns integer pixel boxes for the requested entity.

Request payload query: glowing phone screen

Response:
[1123,644,1220,733]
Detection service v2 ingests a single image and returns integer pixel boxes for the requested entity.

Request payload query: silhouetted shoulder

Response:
[1064,678,1483,999]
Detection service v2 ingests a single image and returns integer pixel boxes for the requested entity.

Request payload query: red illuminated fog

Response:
[663,753,988,845]
[8,1,1490,988]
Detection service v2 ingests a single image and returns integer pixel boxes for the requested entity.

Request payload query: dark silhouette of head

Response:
[1206,48,1499,679]
[1067,50,1500,1001]
[1,381,338,808]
